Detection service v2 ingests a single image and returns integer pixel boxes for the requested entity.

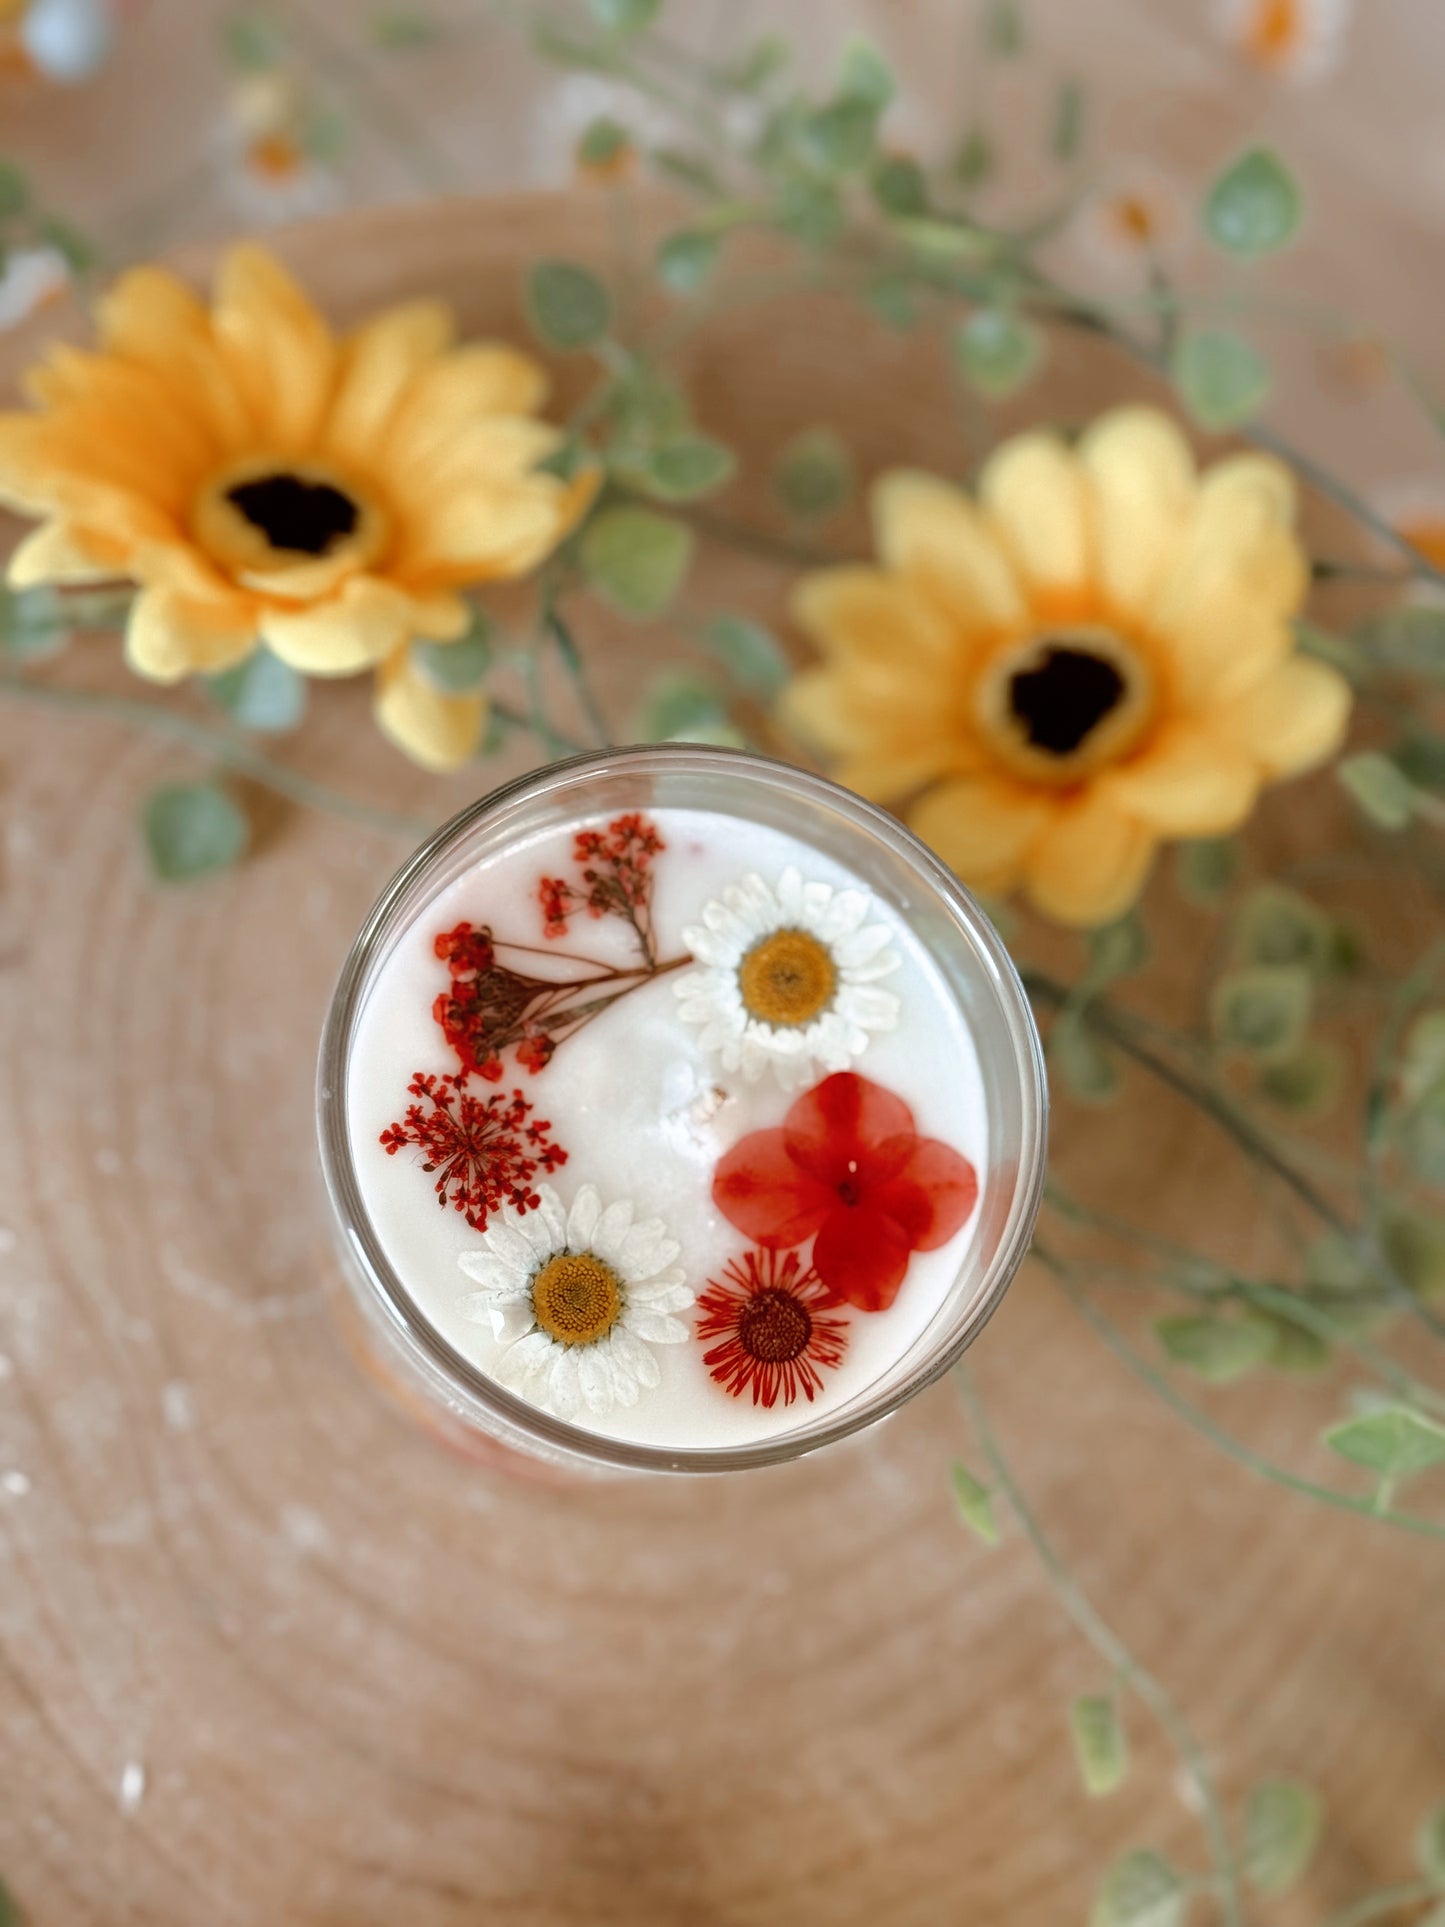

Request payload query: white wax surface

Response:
[346,807,989,1448]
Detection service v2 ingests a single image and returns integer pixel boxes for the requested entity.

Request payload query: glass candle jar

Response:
[317,747,1047,1475]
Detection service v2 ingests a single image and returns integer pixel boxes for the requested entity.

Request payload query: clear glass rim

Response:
[317,745,1048,1474]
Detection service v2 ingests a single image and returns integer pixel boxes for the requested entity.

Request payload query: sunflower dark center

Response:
[737,1288,812,1365]
[226,472,360,557]
[1008,643,1127,757]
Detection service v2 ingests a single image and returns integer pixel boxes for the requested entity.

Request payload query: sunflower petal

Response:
[7,519,120,586]
[260,573,413,676]
[374,646,487,772]
[907,775,1053,893]
[1211,655,1352,779]
[790,566,955,671]
[1078,406,1195,617]
[979,430,1094,595]
[1100,718,1260,835]
[1023,789,1157,928]
[95,264,255,452]
[326,299,455,467]
[125,585,259,683]
[387,344,550,474]
[212,244,337,453]
[870,469,1026,633]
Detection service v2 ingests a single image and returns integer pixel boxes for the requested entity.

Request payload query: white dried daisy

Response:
[674,866,902,1090]
[457,1183,693,1421]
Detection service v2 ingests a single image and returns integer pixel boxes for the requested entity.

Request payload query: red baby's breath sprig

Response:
[695,1248,849,1408]
[537,811,666,964]
[379,1073,567,1232]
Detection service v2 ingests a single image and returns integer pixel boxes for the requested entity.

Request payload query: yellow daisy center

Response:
[531,1252,623,1348]
[192,454,389,584]
[975,626,1155,786]
[737,929,838,1029]
[1244,0,1304,64]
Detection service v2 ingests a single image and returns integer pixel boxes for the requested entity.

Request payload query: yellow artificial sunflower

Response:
[0,243,595,770]
[784,406,1352,927]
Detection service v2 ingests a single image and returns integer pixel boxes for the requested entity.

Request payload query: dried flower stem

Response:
[955,1363,1246,1927]
[1320,1878,1440,1927]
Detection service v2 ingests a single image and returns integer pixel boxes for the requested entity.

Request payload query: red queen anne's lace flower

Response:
[712,1072,978,1312]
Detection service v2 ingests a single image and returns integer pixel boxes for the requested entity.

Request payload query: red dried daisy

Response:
[712,1071,978,1313]
[379,1073,567,1231]
[695,1248,849,1408]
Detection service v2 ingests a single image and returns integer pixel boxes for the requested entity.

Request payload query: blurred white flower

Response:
[1215,0,1351,84]
[0,245,69,331]
[18,0,113,83]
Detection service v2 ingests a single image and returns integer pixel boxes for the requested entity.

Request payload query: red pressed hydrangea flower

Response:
[696,1248,848,1408]
[379,1073,567,1231]
[712,1072,978,1312]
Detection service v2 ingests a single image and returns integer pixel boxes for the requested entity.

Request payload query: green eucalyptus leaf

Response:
[0,584,73,661]
[1051,77,1084,161]
[1295,617,1368,682]
[797,95,879,175]
[864,273,922,331]
[1070,1695,1128,1796]
[1381,1208,1445,1300]
[836,34,894,107]
[1244,1305,1332,1374]
[1211,964,1313,1062]
[1176,836,1240,904]
[895,213,993,261]
[631,435,736,502]
[1157,1314,1271,1384]
[700,614,790,698]
[949,1462,999,1545]
[0,1875,15,1927]
[1234,884,1333,973]
[955,308,1045,400]
[1089,913,1149,983]
[1402,1011,1445,1103]
[1090,1850,1184,1927]
[984,0,1025,57]
[1355,605,1445,679]
[1204,147,1303,256]
[580,505,693,616]
[1324,1404,1445,1480]
[1338,752,1415,829]
[1257,1041,1344,1117]
[871,155,929,218]
[369,4,441,49]
[1402,1081,1445,1186]
[1418,1803,1445,1886]
[650,146,725,197]
[953,127,993,188]
[525,259,612,350]
[530,21,616,70]
[1394,733,1445,790]
[222,7,286,71]
[723,34,788,91]
[1244,1780,1324,1897]
[1173,330,1271,429]
[413,614,494,694]
[588,0,658,36]
[206,648,306,733]
[577,115,631,171]
[639,671,740,746]
[656,228,720,293]
[1052,1012,1118,1105]
[143,783,248,884]
[773,427,855,521]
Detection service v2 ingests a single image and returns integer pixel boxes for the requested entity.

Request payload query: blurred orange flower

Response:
[0,244,595,769]
[783,407,1352,927]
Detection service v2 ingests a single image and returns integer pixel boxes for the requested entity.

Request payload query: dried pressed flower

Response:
[379,1073,566,1231]
[696,1248,848,1408]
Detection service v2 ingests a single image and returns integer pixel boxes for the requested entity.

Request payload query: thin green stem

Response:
[0,671,435,842]
[956,1364,1246,1927]
[1036,1248,1445,1543]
